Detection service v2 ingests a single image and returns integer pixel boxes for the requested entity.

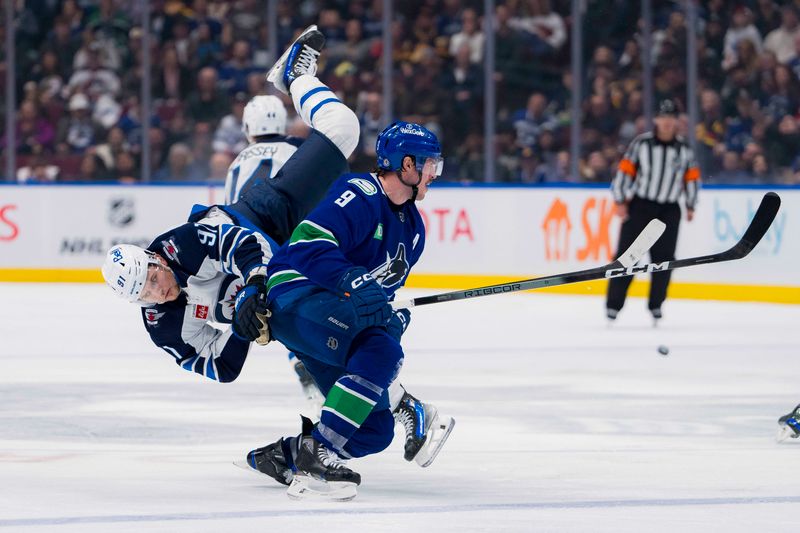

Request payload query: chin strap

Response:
[398,171,422,202]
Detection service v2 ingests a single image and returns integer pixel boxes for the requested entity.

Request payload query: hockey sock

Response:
[314,374,383,457]
[290,75,359,158]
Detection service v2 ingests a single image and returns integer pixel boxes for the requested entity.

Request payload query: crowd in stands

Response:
[2,0,800,184]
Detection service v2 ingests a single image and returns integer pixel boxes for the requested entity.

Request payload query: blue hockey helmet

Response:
[376,121,443,176]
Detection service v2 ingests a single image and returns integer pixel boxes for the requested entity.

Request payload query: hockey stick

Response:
[392,192,781,310]
[391,217,666,310]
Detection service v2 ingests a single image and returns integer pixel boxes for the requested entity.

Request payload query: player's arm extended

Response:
[143,305,251,383]
[282,186,375,290]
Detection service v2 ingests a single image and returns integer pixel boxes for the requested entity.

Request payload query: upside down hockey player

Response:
[250,119,455,501]
[100,27,453,485]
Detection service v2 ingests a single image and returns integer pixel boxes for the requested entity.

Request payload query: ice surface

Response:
[1,283,799,532]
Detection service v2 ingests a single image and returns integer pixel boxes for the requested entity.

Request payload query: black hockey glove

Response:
[232,270,270,343]
[386,308,411,342]
[337,267,392,329]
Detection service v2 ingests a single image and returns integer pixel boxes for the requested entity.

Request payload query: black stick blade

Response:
[728,192,781,259]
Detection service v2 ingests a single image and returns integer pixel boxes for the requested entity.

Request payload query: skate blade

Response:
[267,24,318,92]
[233,460,294,485]
[776,425,799,443]
[286,475,357,501]
[414,415,455,468]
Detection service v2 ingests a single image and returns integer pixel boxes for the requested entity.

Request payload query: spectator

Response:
[208,152,233,182]
[212,92,249,155]
[186,67,229,126]
[67,42,121,98]
[441,43,483,151]
[153,44,191,101]
[356,91,383,169]
[714,150,751,183]
[56,93,96,153]
[17,156,60,183]
[448,8,484,64]
[512,92,558,150]
[114,151,138,182]
[723,6,763,70]
[153,143,206,181]
[763,5,800,64]
[6,100,56,155]
[327,19,372,68]
[218,39,259,95]
[95,126,129,170]
[751,153,771,181]
[533,150,571,182]
[78,151,111,181]
[508,0,567,56]
[191,21,223,69]
[755,0,782,37]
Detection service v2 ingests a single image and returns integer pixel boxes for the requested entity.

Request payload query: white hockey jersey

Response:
[224,136,303,204]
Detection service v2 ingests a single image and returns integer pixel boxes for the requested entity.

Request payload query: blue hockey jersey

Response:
[266,173,426,300]
[141,206,277,383]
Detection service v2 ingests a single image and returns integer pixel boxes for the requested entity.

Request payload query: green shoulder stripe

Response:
[289,220,338,246]
[267,270,308,292]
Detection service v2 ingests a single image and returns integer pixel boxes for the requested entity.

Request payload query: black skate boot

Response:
[236,437,295,486]
[777,404,800,442]
[267,25,325,95]
[393,389,455,468]
[287,416,361,501]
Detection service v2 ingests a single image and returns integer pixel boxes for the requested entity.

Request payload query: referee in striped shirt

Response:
[606,99,701,323]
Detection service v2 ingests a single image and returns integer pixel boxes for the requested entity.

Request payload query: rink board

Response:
[0,183,796,303]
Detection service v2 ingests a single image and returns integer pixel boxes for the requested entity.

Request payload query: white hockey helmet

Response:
[101,244,161,304]
[242,95,287,140]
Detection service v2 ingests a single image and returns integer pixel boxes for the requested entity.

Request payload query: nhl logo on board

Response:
[327,337,338,350]
[108,197,135,227]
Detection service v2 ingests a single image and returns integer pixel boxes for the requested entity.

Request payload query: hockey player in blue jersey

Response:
[101,26,451,485]
[224,93,323,413]
[252,120,456,500]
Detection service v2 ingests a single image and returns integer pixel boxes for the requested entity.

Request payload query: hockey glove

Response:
[337,267,392,329]
[232,270,271,343]
[386,308,411,342]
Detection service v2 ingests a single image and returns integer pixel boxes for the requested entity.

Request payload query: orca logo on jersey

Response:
[370,243,409,288]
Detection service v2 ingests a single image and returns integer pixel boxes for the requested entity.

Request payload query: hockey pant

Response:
[606,197,682,312]
[231,76,359,244]
[268,285,403,458]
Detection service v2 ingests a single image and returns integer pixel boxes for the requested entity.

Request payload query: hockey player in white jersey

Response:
[225,94,323,413]
[224,95,302,204]
[101,26,452,486]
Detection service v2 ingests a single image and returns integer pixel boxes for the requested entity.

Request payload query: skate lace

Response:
[295,45,320,75]
[395,407,416,442]
[317,446,348,470]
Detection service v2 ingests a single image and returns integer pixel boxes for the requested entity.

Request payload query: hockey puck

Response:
[657,345,669,356]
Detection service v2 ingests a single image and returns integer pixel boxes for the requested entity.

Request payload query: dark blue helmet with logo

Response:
[376,121,442,172]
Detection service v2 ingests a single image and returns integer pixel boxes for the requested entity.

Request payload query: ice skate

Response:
[393,390,455,468]
[235,437,295,486]
[286,416,361,501]
[651,308,662,328]
[267,25,325,95]
[777,404,800,442]
[293,358,324,418]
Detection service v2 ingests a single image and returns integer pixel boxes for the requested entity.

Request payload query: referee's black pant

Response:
[606,197,682,313]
